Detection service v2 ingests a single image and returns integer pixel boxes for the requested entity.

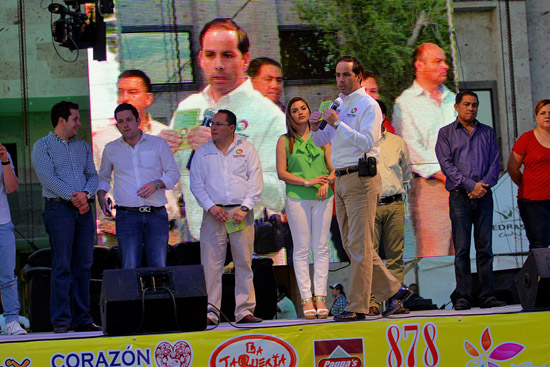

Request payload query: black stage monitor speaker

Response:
[515,248,550,311]
[101,265,207,335]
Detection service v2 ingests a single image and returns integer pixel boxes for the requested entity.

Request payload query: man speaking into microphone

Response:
[310,56,411,321]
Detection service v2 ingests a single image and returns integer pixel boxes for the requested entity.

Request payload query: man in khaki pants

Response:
[310,56,412,320]
[190,109,263,325]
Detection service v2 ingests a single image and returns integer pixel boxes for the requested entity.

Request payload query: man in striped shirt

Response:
[32,101,99,334]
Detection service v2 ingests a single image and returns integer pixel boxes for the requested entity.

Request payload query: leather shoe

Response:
[395,307,410,314]
[74,323,101,332]
[367,306,380,316]
[334,310,366,322]
[54,325,69,333]
[383,285,413,317]
[481,298,506,309]
[454,298,471,310]
[237,314,263,324]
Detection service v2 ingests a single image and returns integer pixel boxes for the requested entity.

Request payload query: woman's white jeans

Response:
[285,196,333,300]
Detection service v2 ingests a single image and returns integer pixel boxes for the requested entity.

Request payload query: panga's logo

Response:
[210,334,298,367]
[463,327,524,367]
[237,120,249,132]
[236,149,243,155]
[155,340,193,367]
[351,108,358,113]
[2,358,31,367]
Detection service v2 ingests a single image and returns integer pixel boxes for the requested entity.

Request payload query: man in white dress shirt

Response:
[392,43,456,256]
[190,109,263,325]
[97,103,180,269]
[161,18,285,241]
[309,56,411,321]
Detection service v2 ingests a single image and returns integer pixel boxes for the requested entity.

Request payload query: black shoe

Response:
[454,299,471,310]
[383,285,413,317]
[481,298,506,309]
[237,315,263,324]
[334,311,366,322]
[74,323,101,332]
[54,325,69,333]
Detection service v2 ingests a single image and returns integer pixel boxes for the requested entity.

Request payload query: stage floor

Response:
[1,305,549,366]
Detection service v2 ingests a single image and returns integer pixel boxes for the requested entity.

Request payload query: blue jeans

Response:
[0,221,21,323]
[43,201,95,328]
[449,191,495,304]
[518,199,550,249]
[115,207,168,269]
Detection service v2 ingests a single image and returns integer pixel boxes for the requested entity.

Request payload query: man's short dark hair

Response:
[200,18,249,55]
[114,103,139,121]
[118,69,152,93]
[455,90,479,105]
[51,101,79,128]
[217,109,237,126]
[336,56,363,78]
[247,57,282,78]
[361,70,377,82]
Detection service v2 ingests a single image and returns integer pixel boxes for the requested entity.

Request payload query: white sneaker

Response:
[7,321,27,335]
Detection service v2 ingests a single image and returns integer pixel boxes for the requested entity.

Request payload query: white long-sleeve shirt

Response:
[189,136,263,212]
[98,133,181,207]
[311,87,382,169]
[392,81,456,178]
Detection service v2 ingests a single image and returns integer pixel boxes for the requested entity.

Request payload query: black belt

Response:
[378,193,403,206]
[216,204,240,208]
[115,205,165,213]
[45,198,95,205]
[335,166,359,177]
[451,188,492,195]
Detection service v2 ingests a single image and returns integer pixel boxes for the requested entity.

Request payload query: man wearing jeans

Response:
[32,101,99,333]
[0,143,27,335]
[98,103,180,269]
[435,90,505,310]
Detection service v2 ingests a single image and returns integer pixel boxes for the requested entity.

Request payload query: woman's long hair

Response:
[285,97,312,154]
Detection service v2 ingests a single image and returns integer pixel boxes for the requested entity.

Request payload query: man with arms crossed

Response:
[161,18,285,241]
[190,109,263,325]
[393,43,456,257]
[97,103,180,269]
[32,101,99,333]
[435,91,505,310]
[309,56,411,321]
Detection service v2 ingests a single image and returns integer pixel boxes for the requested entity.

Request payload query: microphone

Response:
[186,108,215,169]
[319,98,341,130]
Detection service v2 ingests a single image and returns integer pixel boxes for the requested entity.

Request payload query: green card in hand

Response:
[226,219,246,233]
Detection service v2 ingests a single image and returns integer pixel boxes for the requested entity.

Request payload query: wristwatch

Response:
[240,205,250,212]
[84,191,92,200]
[154,180,162,190]
[304,180,310,187]
[1,160,10,166]
[334,120,341,129]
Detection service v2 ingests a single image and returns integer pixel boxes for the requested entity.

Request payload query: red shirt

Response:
[512,130,550,200]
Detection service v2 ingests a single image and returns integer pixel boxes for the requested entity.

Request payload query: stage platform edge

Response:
[1,306,549,367]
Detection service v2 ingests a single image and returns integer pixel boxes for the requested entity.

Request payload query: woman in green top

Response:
[276,97,335,319]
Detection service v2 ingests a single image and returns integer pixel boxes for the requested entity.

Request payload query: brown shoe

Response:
[237,314,263,324]
[394,307,410,314]
[368,306,380,316]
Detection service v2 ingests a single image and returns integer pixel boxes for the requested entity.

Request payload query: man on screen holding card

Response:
[189,109,263,325]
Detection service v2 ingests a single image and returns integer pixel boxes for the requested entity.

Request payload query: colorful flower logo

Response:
[351,108,358,113]
[237,119,249,132]
[464,327,525,367]
[236,149,243,155]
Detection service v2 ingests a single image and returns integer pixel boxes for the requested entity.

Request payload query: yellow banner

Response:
[2,312,549,367]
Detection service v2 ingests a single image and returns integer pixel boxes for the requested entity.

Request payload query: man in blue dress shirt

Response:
[32,101,99,333]
[435,90,505,311]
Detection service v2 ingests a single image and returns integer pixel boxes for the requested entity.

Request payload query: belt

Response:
[45,198,95,205]
[335,166,359,177]
[216,204,240,208]
[451,189,469,195]
[378,193,403,206]
[115,205,165,213]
